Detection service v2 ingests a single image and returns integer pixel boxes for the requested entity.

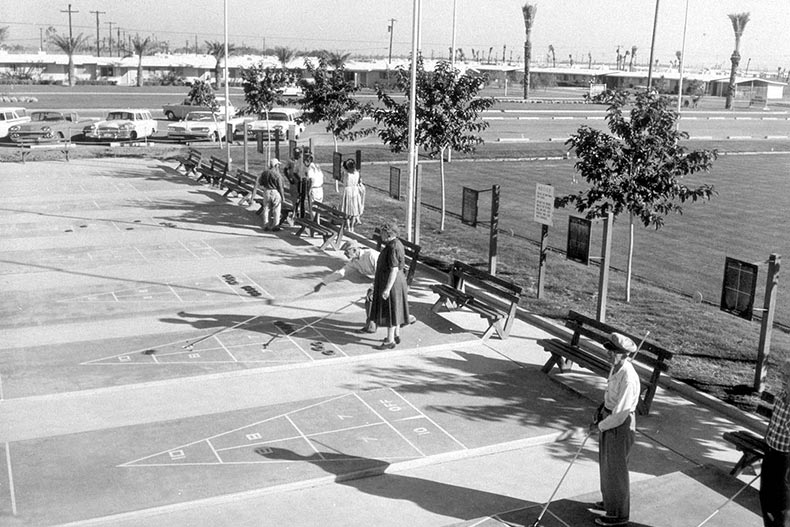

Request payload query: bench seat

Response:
[294,201,348,250]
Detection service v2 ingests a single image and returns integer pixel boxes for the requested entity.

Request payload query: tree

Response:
[319,50,351,69]
[522,3,537,99]
[240,62,295,161]
[131,35,154,87]
[299,57,371,153]
[558,90,718,302]
[185,80,225,143]
[725,12,750,109]
[0,26,8,47]
[274,46,296,69]
[205,40,236,89]
[629,45,637,71]
[373,59,494,231]
[50,33,90,86]
[548,44,556,67]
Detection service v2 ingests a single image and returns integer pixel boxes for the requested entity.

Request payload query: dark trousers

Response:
[761,447,790,527]
[599,416,635,520]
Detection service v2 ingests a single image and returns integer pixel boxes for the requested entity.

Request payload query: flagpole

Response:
[224,0,231,165]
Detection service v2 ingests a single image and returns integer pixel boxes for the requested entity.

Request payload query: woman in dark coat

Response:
[368,221,410,349]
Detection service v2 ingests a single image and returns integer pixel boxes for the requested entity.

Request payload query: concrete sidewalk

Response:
[0,158,764,527]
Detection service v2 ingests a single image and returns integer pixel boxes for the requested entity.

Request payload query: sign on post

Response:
[567,216,592,265]
[461,187,480,227]
[389,167,401,200]
[534,183,554,226]
[720,257,759,321]
[332,151,343,181]
[534,183,554,299]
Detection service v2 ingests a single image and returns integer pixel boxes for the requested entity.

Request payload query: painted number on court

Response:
[380,399,402,412]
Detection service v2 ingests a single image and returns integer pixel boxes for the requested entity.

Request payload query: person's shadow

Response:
[255,445,532,523]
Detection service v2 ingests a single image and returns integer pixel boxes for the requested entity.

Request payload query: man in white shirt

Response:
[590,332,641,527]
[314,241,379,333]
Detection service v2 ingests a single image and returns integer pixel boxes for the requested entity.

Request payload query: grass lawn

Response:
[3,137,789,411]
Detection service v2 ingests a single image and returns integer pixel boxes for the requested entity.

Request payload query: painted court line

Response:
[286,415,326,460]
[5,443,17,516]
[388,388,467,450]
[353,392,426,457]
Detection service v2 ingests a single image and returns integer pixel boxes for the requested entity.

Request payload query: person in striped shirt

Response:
[762,359,790,527]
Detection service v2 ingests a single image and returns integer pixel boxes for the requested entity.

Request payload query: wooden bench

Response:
[374,232,422,287]
[722,391,774,476]
[17,142,74,163]
[196,155,228,186]
[294,201,349,250]
[539,310,673,416]
[430,260,522,342]
[174,147,202,176]
[222,168,258,200]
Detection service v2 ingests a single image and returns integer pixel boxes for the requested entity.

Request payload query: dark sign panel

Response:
[288,140,297,160]
[461,187,479,227]
[567,216,592,265]
[389,166,401,200]
[720,257,759,321]
[332,151,343,181]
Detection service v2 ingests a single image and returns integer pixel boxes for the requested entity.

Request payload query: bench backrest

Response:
[757,391,775,419]
[235,169,257,193]
[375,233,422,286]
[312,201,348,224]
[210,156,229,174]
[449,260,522,306]
[566,310,673,371]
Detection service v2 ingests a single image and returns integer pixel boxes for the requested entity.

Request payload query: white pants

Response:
[262,189,282,229]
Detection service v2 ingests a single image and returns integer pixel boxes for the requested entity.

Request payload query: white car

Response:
[83,109,157,141]
[236,107,305,140]
[0,107,31,139]
[167,111,228,142]
[162,96,236,121]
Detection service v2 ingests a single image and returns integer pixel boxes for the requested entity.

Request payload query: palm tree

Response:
[521,3,537,99]
[320,50,351,69]
[205,40,236,89]
[0,26,8,46]
[725,12,750,109]
[131,35,154,87]
[629,45,637,71]
[50,33,90,86]
[274,46,295,69]
[548,44,556,67]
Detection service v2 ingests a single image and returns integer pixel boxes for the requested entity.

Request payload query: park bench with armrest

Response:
[174,147,202,176]
[430,260,522,342]
[293,201,349,250]
[222,168,258,200]
[196,155,228,186]
[722,391,775,476]
[539,310,673,416]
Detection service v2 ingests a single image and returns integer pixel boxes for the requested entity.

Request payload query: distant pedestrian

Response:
[339,158,363,232]
[589,332,640,527]
[368,221,410,350]
[259,158,285,232]
[303,152,324,214]
[283,147,305,223]
[761,359,790,527]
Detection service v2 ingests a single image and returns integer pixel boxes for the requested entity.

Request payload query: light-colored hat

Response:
[606,333,637,354]
[269,158,281,168]
[340,240,359,252]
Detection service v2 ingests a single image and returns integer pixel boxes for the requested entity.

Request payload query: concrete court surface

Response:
[0,156,765,526]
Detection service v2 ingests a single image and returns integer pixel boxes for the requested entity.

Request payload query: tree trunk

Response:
[137,58,143,87]
[523,40,531,99]
[67,56,75,87]
[725,50,740,109]
[625,213,634,302]
[439,148,447,232]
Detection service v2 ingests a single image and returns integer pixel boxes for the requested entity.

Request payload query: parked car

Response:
[167,111,231,142]
[236,107,305,140]
[0,107,31,139]
[8,110,87,143]
[82,109,157,141]
[162,96,236,121]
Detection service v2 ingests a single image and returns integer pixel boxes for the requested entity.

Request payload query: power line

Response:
[89,10,106,57]
[59,4,79,40]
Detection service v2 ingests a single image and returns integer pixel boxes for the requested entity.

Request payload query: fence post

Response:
[754,253,781,392]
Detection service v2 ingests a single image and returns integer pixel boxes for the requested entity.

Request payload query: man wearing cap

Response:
[590,332,641,527]
[314,241,379,333]
[283,147,306,223]
[258,158,285,232]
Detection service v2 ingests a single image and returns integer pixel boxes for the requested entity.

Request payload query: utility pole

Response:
[646,0,660,89]
[39,28,44,51]
[60,4,79,40]
[117,27,121,55]
[107,21,114,57]
[387,18,396,64]
[90,10,106,57]
[195,35,198,54]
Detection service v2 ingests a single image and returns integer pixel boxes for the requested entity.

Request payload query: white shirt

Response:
[321,248,378,284]
[599,360,641,431]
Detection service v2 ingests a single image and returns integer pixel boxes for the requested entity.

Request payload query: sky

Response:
[2,0,789,72]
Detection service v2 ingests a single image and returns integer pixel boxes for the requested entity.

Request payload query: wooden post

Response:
[537,223,548,298]
[755,253,781,392]
[243,121,249,172]
[596,212,613,323]
[489,184,500,275]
